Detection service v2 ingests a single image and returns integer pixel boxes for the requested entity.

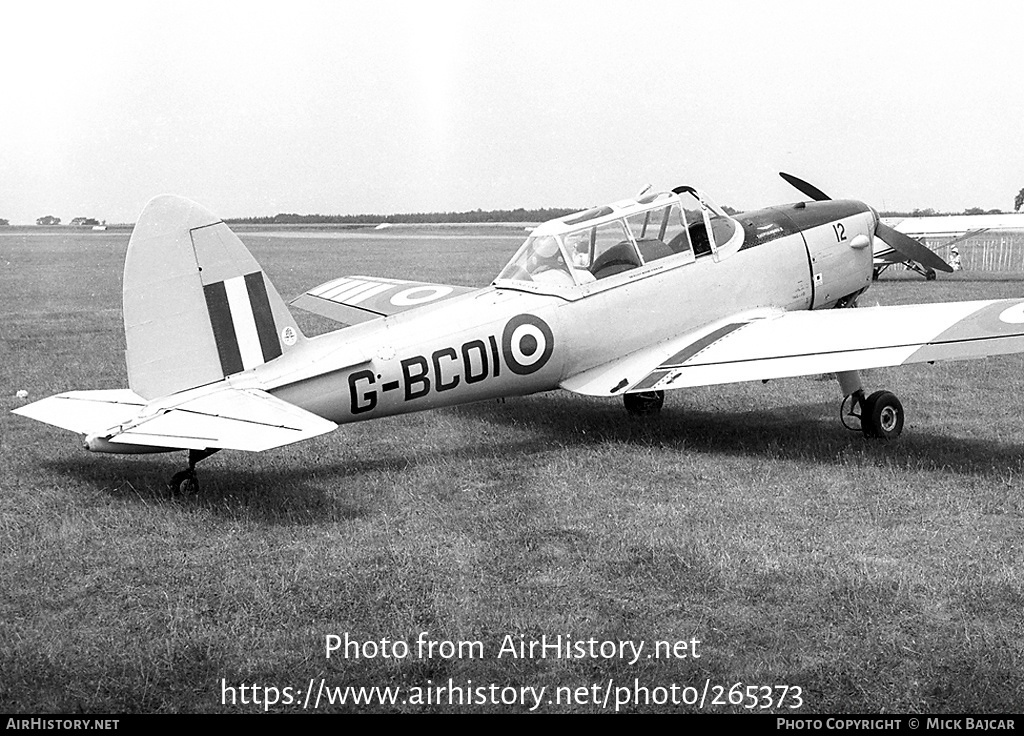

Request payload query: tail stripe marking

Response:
[204,281,245,376]
[204,272,282,377]
[223,275,265,371]
[244,272,282,363]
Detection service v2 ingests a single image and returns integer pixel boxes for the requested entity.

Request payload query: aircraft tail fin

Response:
[123,195,303,399]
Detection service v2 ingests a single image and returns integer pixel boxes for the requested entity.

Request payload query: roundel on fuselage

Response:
[502,315,554,375]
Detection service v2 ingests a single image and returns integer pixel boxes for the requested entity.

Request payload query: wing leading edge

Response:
[561,299,1024,396]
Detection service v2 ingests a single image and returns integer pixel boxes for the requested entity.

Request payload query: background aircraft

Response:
[874,212,1024,279]
[14,176,1024,492]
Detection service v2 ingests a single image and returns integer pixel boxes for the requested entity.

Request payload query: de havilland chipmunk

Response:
[15,173,1024,493]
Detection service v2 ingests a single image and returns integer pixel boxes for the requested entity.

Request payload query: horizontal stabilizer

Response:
[14,386,337,453]
[12,390,147,435]
[108,387,337,452]
[292,275,474,325]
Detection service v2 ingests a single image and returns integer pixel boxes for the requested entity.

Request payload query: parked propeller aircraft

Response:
[874,211,1024,279]
[14,174,1024,493]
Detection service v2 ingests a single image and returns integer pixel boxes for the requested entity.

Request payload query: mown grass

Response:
[1,229,1022,712]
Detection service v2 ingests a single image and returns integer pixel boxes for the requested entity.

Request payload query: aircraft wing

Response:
[883,213,1024,237]
[291,275,475,326]
[14,386,337,452]
[561,300,1024,396]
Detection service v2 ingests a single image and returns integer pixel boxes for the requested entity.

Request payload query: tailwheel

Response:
[624,390,665,416]
[861,390,904,439]
[167,447,219,495]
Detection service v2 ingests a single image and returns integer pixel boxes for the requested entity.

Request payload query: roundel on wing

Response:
[390,285,454,306]
[502,315,554,375]
[998,303,1024,324]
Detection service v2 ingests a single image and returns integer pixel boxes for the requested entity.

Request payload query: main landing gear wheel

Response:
[624,390,665,416]
[167,448,219,495]
[861,390,904,439]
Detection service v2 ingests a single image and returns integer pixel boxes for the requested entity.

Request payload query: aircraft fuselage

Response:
[264,200,876,425]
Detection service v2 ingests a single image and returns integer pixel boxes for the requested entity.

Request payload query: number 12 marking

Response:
[833,222,846,242]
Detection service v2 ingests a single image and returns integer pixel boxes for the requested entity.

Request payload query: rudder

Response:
[123,195,303,399]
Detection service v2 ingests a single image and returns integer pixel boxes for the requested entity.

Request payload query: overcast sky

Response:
[1,0,1022,224]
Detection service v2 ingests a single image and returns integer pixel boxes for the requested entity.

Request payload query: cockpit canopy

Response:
[496,187,739,288]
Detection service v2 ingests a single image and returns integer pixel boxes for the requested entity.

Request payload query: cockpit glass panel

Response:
[563,230,593,275]
[566,221,641,281]
[661,203,693,258]
[676,187,740,253]
[496,235,576,286]
[708,210,737,246]
[626,202,692,263]
[676,190,713,258]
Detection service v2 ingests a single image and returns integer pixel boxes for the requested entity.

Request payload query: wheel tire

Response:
[925,269,937,281]
[624,390,665,416]
[862,390,904,439]
[169,470,198,496]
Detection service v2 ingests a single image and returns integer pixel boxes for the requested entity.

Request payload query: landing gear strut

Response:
[836,371,904,439]
[168,448,219,495]
[623,390,665,416]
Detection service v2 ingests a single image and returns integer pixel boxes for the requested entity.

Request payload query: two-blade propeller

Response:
[779,172,953,273]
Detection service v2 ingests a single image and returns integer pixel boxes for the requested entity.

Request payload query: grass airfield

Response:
[1,227,1023,713]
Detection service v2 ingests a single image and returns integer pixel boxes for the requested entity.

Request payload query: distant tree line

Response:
[879,207,1009,218]
[226,203,1018,225]
[0,218,8,226]
[225,207,583,225]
